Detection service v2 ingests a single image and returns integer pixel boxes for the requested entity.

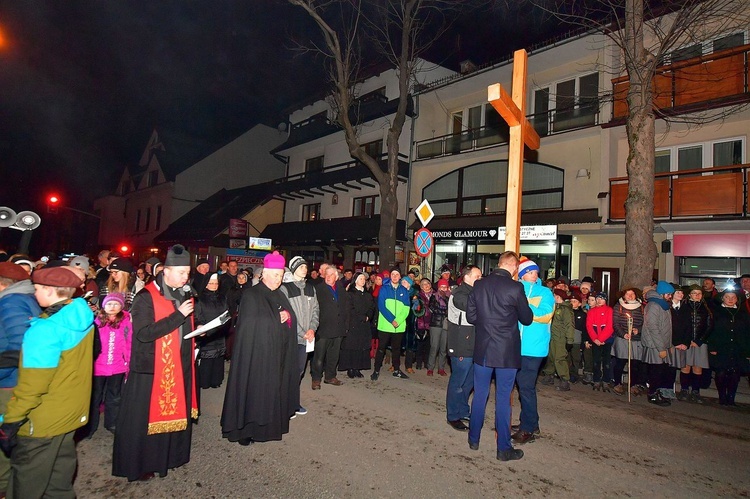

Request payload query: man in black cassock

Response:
[221,251,299,445]
[112,244,198,481]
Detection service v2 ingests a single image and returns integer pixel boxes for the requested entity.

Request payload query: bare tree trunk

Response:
[621,0,658,289]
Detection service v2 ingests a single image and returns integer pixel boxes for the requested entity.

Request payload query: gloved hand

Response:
[566,343,574,353]
[0,419,26,456]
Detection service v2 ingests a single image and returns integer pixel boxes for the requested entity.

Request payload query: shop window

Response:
[302,203,321,221]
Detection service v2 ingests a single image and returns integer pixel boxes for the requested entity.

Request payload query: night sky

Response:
[0,1,561,216]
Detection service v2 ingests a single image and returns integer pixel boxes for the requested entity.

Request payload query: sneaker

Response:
[392,370,409,379]
[296,406,308,416]
[511,424,540,436]
[438,369,448,376]
[427,370,434,376]
[290,414,297,420]
[497,448,524,461]
[540,375,555,386]
[370,371,379,381]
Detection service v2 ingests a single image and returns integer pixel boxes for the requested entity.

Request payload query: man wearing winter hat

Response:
[311,266,348,387]
[281,256,319,414]
[222,251,299,445]
[113,244,198,481]
[0,266,94,498]
[512,257,554,445]
[191,259,211,293]
[0,262,42,495]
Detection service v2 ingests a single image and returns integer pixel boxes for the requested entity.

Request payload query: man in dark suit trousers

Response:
[311,266,347,389]
[466,251,533,462]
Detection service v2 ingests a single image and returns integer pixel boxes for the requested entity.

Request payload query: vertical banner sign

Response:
[228,219,248,239]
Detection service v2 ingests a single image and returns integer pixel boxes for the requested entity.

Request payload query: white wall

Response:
[172,124,287,221]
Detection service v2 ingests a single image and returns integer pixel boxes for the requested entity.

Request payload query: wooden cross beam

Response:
[488,49,541,255]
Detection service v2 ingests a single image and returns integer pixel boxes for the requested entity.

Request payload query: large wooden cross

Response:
[488,49,540,255]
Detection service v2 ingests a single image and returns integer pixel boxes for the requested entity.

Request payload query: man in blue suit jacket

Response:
[467,251,532,462]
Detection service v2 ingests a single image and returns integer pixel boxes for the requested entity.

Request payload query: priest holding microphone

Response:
[112,244,199,482]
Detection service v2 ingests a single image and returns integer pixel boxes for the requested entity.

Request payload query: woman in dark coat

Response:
[339,272,375,378]
[221,252,299,445]
[195,273,228,389]
[707,289,750,406]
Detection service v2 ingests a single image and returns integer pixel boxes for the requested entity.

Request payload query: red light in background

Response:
[119,245,130,254]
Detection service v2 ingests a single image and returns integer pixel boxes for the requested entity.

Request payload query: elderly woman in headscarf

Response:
[195,273,229,389]
[339,271,375,378]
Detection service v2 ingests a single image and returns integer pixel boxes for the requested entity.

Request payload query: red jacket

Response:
[586,304,614,343]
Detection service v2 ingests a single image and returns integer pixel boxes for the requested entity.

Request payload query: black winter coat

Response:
[670,301,692,347]
[467,268,533,369]
[686,299,712,346]
[315,281,347,339]
[345,287,375,350]
[195,289,228,358]
[707,306,750,371]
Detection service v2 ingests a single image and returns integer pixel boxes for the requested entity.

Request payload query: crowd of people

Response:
[0,246,748,494]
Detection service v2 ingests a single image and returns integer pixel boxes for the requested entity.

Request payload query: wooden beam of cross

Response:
[488,49,540,256]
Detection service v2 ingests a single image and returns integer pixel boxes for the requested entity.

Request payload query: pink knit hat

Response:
[263,251,285,270]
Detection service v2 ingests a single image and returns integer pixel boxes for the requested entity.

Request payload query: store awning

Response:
[261,216,406,247]
[409,209,600,232]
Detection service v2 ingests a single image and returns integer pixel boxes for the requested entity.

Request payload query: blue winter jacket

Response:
[519,278,554,358]
[0,280,42,388]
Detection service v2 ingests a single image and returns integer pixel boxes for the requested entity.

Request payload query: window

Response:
[135,209,141,232]
[148,170,158,187]
[155,205,162,231]
[145,207,151,231]
[668,31,747,63]
[358,87,386,103]
[302,203,321,221]
[121,181,130,195]
[655,137,745,172]
[533,72,599,134]
[353,196,377,217]
[363,140,383,160]
[305,156,324,173]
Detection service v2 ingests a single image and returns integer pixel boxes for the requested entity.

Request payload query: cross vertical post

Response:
[488,49,540,255]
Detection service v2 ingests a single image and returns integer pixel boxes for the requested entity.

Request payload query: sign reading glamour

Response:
[431,225,557,241]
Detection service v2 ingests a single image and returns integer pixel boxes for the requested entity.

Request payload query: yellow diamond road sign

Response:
[416,199,434,227]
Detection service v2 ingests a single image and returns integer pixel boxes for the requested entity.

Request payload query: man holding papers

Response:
[112,244,198,482]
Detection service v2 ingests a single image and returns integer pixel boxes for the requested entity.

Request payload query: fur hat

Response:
[109,258,134,273]
[656,280,675,295]
[101,293,125,309]
[165,245,191,267]
[289,256,307,275]
[517,257,539,280]
[0,262,30,281]
[263,251,285,270]
[32,266,85,287]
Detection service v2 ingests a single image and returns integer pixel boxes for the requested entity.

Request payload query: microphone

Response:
[181,284,198,302]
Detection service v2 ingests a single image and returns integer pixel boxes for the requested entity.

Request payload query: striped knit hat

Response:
[517,257,540,280]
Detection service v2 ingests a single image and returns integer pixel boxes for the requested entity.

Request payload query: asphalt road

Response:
[75,363,750,498]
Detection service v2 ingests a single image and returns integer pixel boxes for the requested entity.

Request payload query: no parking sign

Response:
[414,228,433,257]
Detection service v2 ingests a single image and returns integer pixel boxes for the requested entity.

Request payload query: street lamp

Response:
[0,206,42,254]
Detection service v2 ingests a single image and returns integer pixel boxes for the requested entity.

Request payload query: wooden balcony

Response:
[608,163,749,221]
[612,44,750,119]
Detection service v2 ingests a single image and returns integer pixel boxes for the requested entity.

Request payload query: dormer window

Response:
[121,180,130,195]
[148,170,159,187]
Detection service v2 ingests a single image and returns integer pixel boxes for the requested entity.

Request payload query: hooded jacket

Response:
[377,282,411,333]
[641,290,672,352]
[0,279,42,388]
[3,298,94,437]
[94,311,132,377]
[519,278,554,357]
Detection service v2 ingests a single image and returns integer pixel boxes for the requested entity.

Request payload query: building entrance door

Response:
[592,267,620,305]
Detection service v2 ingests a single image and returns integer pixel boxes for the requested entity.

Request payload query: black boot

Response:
[715,370,728,405]
[347,369,356,379]
[726,370,741,406]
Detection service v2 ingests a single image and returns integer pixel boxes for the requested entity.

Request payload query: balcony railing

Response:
[608,163,749,221]
[415,105,599,161]
[612,43,750,119]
